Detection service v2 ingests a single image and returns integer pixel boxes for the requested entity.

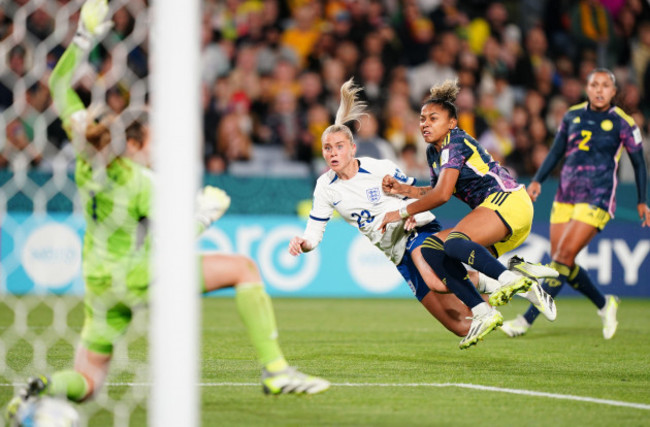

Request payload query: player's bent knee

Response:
[553,248,579,265]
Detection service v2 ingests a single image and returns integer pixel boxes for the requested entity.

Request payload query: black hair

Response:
[421,79,459,119]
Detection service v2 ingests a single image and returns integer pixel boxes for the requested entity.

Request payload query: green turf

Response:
[2,297,649,426]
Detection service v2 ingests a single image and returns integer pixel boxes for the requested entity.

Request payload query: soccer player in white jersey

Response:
[288,79,557,342]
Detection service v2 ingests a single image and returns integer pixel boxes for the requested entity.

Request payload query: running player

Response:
[288,78,556,349]
[379,79,557,349]
[501,68,650,339]
[6,2,327,420]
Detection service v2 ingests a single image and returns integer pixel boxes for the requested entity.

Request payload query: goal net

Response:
[0,1,198,425]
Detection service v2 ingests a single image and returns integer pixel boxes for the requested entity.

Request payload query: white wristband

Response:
[399,205,410,219]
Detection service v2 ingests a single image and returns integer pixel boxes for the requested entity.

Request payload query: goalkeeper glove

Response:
[196,186,231,230]
[73,0,113,50]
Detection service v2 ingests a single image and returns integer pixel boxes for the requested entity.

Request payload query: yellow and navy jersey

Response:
[426,127,523,209]
[535,102,644,216]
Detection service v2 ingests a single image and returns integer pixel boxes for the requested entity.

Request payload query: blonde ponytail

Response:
[322,78,366,144]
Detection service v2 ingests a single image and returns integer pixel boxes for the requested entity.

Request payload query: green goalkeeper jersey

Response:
[76,155,152,289]
[50,42,152,292]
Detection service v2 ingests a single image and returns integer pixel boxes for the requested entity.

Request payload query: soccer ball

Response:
[15,396,80,427]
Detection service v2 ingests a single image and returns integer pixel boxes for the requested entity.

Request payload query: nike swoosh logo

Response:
[333,201,341,206]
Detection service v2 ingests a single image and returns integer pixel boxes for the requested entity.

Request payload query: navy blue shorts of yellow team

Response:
[397,221,442,301]
[479,187,534,257]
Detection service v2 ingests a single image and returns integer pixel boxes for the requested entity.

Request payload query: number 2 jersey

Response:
[534,102,645,216]
[304,157,436,264]
[425,127,523,208]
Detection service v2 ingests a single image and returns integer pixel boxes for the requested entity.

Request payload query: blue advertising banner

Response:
[2,213,649,297]
[1,213,85,295]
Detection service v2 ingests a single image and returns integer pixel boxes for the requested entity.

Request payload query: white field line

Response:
[3,381,649,411]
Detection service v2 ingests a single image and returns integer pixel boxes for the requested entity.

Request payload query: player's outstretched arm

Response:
[380,169,457,232]
[382,175,431,199]
[49,0,112,128]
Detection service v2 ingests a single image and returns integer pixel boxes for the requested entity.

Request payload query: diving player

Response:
[379,79,557,349]
[289,78,557,349]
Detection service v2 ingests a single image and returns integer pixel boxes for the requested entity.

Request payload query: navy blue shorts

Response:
[396,220,442,301]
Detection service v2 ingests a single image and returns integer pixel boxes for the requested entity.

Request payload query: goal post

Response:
[150,0,201,426]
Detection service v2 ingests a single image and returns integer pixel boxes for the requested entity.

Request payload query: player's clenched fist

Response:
[382,175,401,195]
[288,236,313,256]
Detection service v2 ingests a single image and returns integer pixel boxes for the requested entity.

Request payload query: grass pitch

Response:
[2,297,649,426]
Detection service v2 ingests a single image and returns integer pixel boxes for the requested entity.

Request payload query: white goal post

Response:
[150,0,201,426]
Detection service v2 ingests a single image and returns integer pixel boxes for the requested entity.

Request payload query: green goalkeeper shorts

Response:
[80,276,148,355]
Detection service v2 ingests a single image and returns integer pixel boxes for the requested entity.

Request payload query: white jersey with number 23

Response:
[302,157,436,264]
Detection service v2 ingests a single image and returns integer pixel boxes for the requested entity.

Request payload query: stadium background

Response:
[0,1,649,425]
[1,0,650,300]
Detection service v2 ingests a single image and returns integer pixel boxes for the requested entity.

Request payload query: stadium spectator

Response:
[280,1,321,68]
[632,21,650,94]
[3,118,41,169]
[26,5,53,41]
[201,16,232,86]
[4,0,650,186]
[398,143,429,179]
[478,36,509,88]
[305,103,330,159]
[334,39,361,77]
[395,0,436,66]
[305,30,337,73]
[354,112,397,162]
[321,57,347,115]
[380,79,557,349]
[511,26,548,90]
[560,76,585,105]
[528,115,551,147]
[569,0,617,68]
[358,55,387,111]
[216,112,253,165]
[428,0,470,34]
[505,128,535,178]
[407,41,457,105]
[502,68,650,339]
[297,70,326,111]
[0,44,27,110]
[493,73,515,119]
[255,24,298,76]
[478,116,514,165]
[455,87,488,140]
[382,91,420,153]
[228,43,262,104]
[545,95,570,136]
[261,89,310,162]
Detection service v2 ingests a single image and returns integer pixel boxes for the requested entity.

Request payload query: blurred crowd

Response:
[2,0,650,180]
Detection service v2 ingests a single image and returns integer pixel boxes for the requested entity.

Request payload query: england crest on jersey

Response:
[366,187,381,203]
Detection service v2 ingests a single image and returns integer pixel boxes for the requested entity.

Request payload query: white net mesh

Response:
[1,1,151,425]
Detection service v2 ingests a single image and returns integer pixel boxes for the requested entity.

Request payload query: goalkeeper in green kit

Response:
[6,0,328,420]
